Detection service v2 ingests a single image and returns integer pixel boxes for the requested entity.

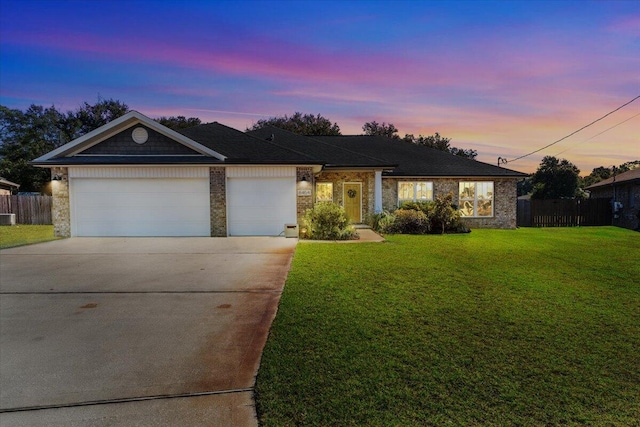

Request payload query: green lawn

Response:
[256,227,640,426]
[0,224,59,249]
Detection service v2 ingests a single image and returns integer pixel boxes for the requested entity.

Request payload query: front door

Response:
[343,183,362,223]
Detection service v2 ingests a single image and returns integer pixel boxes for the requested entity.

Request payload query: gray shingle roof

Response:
[179,122,316,163]
[313,135,527,177]
[247,126,396,168]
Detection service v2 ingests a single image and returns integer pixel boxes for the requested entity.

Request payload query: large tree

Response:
[0,105,65,192]
[581,161,640,188]
[247,112,341,135]
[155,115,201,131]
[403,132,477,160]
[531,156,581,199]
[362,120,477,159]
[0,99,131,192]
[362,121,400,139]
[61,98,129,141]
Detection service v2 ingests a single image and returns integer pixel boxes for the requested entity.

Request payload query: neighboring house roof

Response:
[585,168,640,189]
[0,177,20,190]
[247,126,396,168]
[312,135,527,177]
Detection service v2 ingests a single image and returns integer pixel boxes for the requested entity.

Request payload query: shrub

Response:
[399,201,434,216]
[366,210,396,233]
[302,202,358,240]
[386,209,430,234]
[390,193,470,234]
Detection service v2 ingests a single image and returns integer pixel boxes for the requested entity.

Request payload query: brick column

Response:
[51,167,70,237]
[296,167,314,224]
[209,167,227,237]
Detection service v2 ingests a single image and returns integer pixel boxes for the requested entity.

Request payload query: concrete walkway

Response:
[0,237,297,426]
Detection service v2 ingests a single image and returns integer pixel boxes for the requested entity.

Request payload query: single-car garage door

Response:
[70,167,210,237]
[227,167,297,236]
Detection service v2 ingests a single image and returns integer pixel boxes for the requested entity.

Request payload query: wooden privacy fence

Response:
[517,198,611,227]
[0,195,52,225]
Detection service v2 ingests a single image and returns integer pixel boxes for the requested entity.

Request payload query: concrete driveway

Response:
[0,237,297,426]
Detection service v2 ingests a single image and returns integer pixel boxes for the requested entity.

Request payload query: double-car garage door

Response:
[70,167,211,237]
[69,166,296,237]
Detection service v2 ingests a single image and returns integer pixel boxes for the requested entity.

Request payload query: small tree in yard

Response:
[431,192,462,234]
[302,202,357,240]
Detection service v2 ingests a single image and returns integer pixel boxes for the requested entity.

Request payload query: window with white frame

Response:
[397,181,433,205]
[316,182,333,202]
[459,182,494,217]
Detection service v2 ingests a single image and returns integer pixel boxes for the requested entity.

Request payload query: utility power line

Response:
[553,112,640,156]
[502,95,640,165]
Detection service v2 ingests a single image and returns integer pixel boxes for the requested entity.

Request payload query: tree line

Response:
[519,156,640,199]
[2,101,635,198]
[248,113,478,159]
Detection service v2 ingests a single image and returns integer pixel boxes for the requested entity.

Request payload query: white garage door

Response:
[70,170,210,237]
[227,176,296,236]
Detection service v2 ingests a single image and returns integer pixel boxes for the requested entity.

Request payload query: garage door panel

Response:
[74,206,209,223]
[227,177,296,236]
[71,178,210,237]
[76,195,208,210]
[75,220,208,237]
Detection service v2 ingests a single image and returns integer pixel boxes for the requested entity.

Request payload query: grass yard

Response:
[0,224,58,249]
[256,227,640,426]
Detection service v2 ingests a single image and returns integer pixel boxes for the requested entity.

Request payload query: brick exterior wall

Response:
[589,183,640,230]
[296,167,314,224]
[315,171,375,222]
[82,125,198,155]
[209,167,227,237]
[382,177,518,229]
[51,167,71,237]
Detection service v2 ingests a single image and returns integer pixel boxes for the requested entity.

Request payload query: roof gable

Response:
[79,124,201,156]
[33,111,226,162]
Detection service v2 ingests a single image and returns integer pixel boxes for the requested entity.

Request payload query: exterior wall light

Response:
[52,174,63,181]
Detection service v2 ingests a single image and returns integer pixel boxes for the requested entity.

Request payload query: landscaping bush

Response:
[301,202,358,240]
[387,193,470,234]
[386,209,430,234]
[366,210,396,233]
[398,200,434,216]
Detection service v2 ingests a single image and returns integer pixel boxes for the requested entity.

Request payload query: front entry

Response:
[343,182,362,223]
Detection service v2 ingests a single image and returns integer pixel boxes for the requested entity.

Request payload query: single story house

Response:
[32,111,526,237]
[586,168,640,230]
[0,177,20,195]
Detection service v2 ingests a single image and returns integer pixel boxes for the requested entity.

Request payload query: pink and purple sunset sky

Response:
[1,0,638,174]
